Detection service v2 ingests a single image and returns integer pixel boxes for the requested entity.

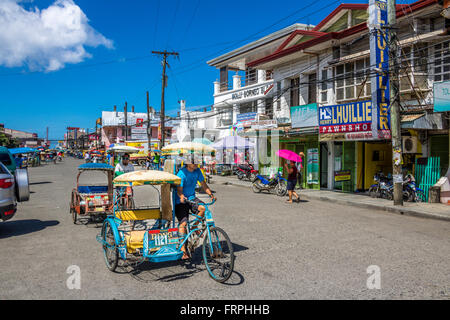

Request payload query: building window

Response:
[266,70,273,81]
[308,73,317,104]
[335,58,371,102]
[218,108,232,126]
[276,81,282,111]
[290,77,300,106]
[434,41,450,82]
[245,67,257,86]
[240,101,257,114]
[320,69,328,103]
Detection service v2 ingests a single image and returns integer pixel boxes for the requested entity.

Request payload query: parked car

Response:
[0,146,16,174]
[0,162,17,221]
[0,146,30,209]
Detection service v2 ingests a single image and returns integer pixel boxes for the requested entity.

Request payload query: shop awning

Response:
[401,113,445,130]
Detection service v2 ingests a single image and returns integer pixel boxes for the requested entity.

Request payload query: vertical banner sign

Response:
[369,0,390,139]
[307,148,319,185]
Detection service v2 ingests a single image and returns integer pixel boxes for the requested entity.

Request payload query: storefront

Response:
[318,100,392,192]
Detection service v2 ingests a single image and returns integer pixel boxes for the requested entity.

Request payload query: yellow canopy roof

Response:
[161,142,215,156]
[113,170,181,186]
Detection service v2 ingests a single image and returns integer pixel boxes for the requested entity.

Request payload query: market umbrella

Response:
[161,142,215,156]
[276,149,303,163]
[212,136,254,149]
[192,137,212,145]
[108,145,139,153]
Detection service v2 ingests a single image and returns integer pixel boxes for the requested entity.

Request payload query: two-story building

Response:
[209,0,450,194]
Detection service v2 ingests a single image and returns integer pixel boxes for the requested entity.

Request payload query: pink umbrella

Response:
[276,149,303,165]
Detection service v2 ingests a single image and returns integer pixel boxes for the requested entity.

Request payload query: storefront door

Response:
[333,142,343,190]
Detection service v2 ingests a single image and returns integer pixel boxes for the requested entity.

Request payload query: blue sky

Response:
[0,0,417,140]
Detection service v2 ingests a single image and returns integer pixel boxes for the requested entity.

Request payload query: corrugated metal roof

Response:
[401,114,425,122]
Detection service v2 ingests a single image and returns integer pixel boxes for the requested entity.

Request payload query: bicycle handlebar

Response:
[184,197,216,207]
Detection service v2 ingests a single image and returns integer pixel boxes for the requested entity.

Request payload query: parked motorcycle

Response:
[252,172,287,196]
[403,174,425,202]
[369,172,425,202]
[235,163,258,182]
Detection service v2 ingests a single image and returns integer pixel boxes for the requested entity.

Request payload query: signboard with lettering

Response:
[306,148,319,185]
[237,112,257,123]
[319,101,391,141]
[334,170,351,182]
[369,0,391,138]
[291,103,318,129]
[434,81,450,112]
[231,84,274,101]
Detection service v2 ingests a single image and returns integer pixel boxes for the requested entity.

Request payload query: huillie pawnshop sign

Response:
[231,84,273,100]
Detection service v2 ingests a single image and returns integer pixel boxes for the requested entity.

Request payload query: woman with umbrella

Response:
[276,150,301,203]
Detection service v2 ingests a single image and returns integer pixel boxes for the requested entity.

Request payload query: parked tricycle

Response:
[70,163,114,224]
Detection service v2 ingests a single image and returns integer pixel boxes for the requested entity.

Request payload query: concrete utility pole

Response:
[388,0,403,205]
[152,50,179,147]
[124,102,128,142]
[146,91,152,150]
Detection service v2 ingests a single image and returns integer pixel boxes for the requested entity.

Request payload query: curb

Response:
[214,178,450,222]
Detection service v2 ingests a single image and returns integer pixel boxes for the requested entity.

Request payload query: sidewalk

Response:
[211,175,450,222]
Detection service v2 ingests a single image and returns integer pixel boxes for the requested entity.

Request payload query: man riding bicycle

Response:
[175,155,216,260]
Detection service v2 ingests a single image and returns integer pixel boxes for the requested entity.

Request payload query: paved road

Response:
[0,158,449,299]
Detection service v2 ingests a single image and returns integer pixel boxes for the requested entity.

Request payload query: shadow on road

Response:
[0,219,60,239]
[119,242,248,285]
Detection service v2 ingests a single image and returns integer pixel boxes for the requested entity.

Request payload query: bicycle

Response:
[182,198,235,283]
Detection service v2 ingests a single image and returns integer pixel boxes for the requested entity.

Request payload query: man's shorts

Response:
[175,197,203,224]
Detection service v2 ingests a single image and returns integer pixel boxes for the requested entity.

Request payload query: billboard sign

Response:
[434,81,450,112]
[369,0,391,138]
[290,103,318,129]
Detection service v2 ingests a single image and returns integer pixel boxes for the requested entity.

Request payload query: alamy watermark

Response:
[366,265,381,289]
[66,265,81,290]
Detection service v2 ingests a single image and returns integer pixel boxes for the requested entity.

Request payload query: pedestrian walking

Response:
[285,160,300,203]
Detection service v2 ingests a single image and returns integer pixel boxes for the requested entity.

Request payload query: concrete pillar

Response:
[214,81,220,95]
[257,99,265,115]
[232,104,239,125]
[328,141,334,190]
[233,75,241,90]
[257,69,266,83]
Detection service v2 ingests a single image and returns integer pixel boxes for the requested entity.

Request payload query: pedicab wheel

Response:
[249,173,257,183]
[101,222,118,272]
[202,227,234,283]
[71,191,78,224]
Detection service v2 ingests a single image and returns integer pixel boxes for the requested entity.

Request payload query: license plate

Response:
[148,228,179,247]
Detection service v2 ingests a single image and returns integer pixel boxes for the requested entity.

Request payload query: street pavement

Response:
[0,158,449,299]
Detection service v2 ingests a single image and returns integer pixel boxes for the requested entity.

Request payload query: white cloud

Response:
[0,0,114,72]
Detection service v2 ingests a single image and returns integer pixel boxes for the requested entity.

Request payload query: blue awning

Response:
[78,163,114,171]
[9,147,37,155]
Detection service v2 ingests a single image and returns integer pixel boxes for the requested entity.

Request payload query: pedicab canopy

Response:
[113,170,181,186]
[78,163,114,171]
[161,142,215,156]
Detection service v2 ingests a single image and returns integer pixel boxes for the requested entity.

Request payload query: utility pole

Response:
[388,0,403,205]
[124,102,128,142]
[146,91,152,150]
[152,50,179,147]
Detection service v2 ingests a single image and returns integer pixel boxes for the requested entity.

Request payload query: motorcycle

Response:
[252,172,287,196]
[235,163,258,182]
[369,172,393,200]
[403,174,425,202]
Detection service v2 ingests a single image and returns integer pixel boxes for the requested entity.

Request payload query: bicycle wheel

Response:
[202,227,235,283]
[101,222,119,272]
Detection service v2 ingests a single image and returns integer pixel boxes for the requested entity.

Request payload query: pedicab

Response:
[97,159,235,283]
[70,163,114,224]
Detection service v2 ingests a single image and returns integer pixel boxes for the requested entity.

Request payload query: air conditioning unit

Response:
[402,136,418,154]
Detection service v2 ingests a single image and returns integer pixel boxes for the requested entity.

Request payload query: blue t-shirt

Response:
[175,167,204,204]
